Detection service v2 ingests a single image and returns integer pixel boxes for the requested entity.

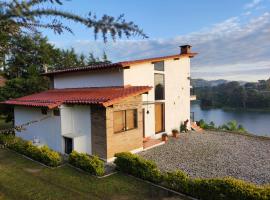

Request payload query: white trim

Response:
[106,147,144,163]
[143,141,165,151]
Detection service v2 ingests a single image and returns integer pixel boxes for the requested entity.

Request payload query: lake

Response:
[191,101,270,136]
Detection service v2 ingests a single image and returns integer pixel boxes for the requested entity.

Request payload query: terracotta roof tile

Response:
[42,53,197,76]
[3,86,151,109]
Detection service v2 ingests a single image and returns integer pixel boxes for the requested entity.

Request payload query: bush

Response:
[0,134,15,146]
[114,152,270,200]
[163,170,190,194]
[189,177,270,200]
[0,134,62,167]
[198,119,247,133]
[114,152,162,183]
[68,151,105,176]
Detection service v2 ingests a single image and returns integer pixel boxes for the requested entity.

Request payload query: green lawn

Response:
[0,149,188,200]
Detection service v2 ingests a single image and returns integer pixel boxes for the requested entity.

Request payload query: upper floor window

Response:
[155,73,165,100]
[113,109,138,133]
[153,61,164,71]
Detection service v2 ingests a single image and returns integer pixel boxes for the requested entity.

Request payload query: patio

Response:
[139,131,270,185]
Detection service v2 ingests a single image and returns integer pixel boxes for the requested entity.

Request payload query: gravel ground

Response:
[139,131,270,185]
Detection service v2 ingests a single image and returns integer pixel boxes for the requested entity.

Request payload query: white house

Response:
[4,45,197,162]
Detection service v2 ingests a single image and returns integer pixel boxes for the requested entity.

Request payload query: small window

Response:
[53,109,60,116]
[154,61,164,71]
[126,109,137,130]
[113,111,125,133]
[113,109,138,133]
[41,108,48,115]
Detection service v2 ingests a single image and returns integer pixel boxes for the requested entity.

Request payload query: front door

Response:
[64,137,73,154]
[155,103,165,134]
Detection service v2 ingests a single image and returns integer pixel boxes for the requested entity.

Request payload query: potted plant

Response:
[161,133,168,142]
[172,129,179,138]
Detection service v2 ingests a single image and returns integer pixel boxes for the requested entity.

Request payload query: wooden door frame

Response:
[142,108,145,138]
[155,102,165,134]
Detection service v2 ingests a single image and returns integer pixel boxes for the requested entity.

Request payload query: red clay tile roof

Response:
[42,53,197,76]
[3,86,151,109]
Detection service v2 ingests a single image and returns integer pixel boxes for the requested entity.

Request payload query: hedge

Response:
[114,152,162,183]
[68,151,105,176]
[114,152,270,200]
[0,134,62,167]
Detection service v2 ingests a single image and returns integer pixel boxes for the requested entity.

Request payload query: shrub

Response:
[0,134,15,147]
[68,151,105,176]
[114,152,270,200]
[0,134,62,167]
[189,177,270,200]
[163,170,190,194]
[114,152,162,183]
[198,119,247,133]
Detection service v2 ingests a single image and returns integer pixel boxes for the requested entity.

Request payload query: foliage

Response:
[180,123,188,132]
[68,151,105,176]
[114,152,270,200]
[0,0,147,47]
[188,177,270,200]
[114,152,162,183]
[0,134,62,167]
[198,119,247,133]
[163,171,190,194]
[195,79,270,109]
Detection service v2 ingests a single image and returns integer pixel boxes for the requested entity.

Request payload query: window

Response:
[64,137,73,154]
[41,108,48,115]
[113,109,137,133]
[53,109,60,116]
[154,73,165,100]
[154,61,164,71]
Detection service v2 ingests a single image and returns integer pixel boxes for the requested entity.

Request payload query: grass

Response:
[0,149,188,200]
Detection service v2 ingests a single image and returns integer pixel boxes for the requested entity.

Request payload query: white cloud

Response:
[244,0,263,9]
[52,11,270,81]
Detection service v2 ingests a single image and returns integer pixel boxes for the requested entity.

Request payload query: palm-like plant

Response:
[0,0,147,40]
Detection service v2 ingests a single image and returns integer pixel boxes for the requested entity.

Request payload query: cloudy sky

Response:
[44,0,270,81]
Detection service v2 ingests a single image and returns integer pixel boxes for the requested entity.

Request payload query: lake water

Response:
[191,101,270,136]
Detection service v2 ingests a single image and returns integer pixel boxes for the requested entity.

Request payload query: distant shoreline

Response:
[192,101,270,112]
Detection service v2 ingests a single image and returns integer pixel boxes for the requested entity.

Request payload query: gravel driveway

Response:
[139,131,270,185]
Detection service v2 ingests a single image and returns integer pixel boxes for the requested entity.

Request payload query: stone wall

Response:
[91,95,143,160]
[106,95,143,159]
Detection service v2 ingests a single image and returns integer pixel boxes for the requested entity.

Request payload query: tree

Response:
[0,0,147,68]
[4,33,58,78]
[0,0,147,42]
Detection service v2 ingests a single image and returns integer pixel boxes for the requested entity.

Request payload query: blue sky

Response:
[43,0,270,81]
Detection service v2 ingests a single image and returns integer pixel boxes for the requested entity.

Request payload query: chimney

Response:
[180,45,192,55]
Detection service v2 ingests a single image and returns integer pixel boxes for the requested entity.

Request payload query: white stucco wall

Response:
[123,57,191,137]
[14,106,62,152]
[60,105,91,154]
[54,70,124,89]
[164,58,191,133]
